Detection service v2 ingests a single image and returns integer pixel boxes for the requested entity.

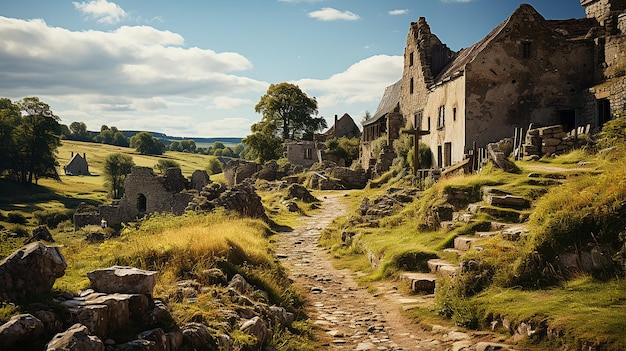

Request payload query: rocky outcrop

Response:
[285,183,318,203]
[187,181,267,221]
[87,266,157,296]
[25,225,55,244]
[0,242,67,302]
[0,314,45,350]
[45,323,104,351]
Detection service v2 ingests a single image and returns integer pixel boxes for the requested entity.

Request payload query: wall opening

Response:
[597,98,611,126]
[437,145,443,169]
[559,109,576,132]
[444,142,452,167]
[137,193,147,213]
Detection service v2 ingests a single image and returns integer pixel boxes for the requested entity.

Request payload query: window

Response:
[437,105,445,129]
[410,77,414,94]
[427,117,431,131]
[409,52,414,67]
[137,193,147,213]
[444,142,452,167]
[414,111,422,129]
[453,107,457,121]
[304,148,312,160]
[522,41,532,59]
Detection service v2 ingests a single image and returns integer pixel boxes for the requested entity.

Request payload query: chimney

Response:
[334,114,338,126]
[71,151,74,157]
[83,153,86,161]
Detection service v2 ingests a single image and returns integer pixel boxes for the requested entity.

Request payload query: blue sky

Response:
[0,0,586,137]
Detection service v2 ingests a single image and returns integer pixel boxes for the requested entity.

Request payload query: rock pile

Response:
[187,181,267,221]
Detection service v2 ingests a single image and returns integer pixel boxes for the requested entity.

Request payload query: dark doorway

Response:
[437,145,443,169]
[137,193,147,213]
[444,142,452,167]
[559,109,576,132]
[598,99,611,126]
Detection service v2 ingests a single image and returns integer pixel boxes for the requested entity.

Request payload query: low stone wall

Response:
[522,124,589,158]
[333,167,368,189]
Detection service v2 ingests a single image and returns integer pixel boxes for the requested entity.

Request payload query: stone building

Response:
[286,113,360,168]
[74,167,210,229]
[365,1,626,171]
[64,152,90,176]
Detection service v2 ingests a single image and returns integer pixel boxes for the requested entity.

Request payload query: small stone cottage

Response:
[63,152,90,176]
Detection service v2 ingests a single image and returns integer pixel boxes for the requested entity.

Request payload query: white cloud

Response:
[211,96,255,110]
[294,54,402,114]
[0,17,265,100]
[389,9,409,16]
[73,0,129,25]
[308,8,360,21]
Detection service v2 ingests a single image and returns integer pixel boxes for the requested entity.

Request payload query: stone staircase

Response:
[400,211,528,295]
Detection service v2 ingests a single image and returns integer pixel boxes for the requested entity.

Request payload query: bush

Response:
[596,113,626,150]
[206,157,223,175]
[7,212,27,225]
[10,225,29,238]
[34,209,74,229]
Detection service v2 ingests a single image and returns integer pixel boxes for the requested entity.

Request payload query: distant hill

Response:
[91,130,243,147]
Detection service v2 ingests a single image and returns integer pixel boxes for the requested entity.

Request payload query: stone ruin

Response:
[74,166,267,230]
[0,243,292,350]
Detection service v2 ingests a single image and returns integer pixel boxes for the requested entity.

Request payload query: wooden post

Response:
[402,127,431,176]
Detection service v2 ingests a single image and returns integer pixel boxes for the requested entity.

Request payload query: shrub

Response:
[596,113,626,150]
[206,157,223,175]
[10,225,29,238]
[7,212,27,225]
[34,209,74,229]
[154,159,180,174]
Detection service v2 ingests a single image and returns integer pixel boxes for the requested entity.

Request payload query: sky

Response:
[0,0,586,138]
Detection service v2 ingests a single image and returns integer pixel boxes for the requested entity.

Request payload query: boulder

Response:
[45,323,104,351]
[239,316,271,350]
[228,274,253,295]
[0,313,44,350]
[87,266,157,296]
[0,242,67,302]
[269,306,294,327]
[285,183,318,203]
[25,225,55,244]
[182,322,215,350]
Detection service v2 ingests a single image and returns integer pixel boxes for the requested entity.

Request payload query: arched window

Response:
[137,193,147,212]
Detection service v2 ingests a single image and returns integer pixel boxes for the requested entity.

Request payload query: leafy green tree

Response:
[154,159,180,173]
[212,141,225,150]
[103,153,134,198]
[325,137,360,166]
[253,82,326,141]
[112,131,129,147]
[242,132,282,163]
[243,82,326,162]
[0,98,20,175]
[206,156,223,175]
[168,141,181,152]
[179,139,196,153]
[14,97,62,183]
[69,121,89,140]
[130,132,165,155]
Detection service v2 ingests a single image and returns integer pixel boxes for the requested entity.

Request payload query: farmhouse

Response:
[363,1,626,172]
[63,152,90,176]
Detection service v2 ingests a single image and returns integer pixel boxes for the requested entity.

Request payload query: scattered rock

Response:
[45,323,104,351]
[87,266,157,296]
[0,314,44,350]
[25,225,55,244]
[0,242,67,302]
[239,316,271,350]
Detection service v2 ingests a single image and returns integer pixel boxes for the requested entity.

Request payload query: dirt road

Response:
[274,192,511,351]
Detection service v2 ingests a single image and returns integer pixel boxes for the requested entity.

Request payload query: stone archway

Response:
[137,193,147,213]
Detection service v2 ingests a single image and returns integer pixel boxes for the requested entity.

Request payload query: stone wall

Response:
[522,125,591,158]
[223,160,262,187]
[332,167,368,189]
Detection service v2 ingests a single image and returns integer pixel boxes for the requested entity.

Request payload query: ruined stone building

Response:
[286,113,360,167]
[363,1,626,172]
[64,152,90,176]
[74,167,210,229]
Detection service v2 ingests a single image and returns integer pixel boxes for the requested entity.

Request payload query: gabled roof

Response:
[65,153,86,167]
[363,79,401,127]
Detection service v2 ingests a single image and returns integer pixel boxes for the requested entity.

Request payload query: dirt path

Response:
[274,192,507,351]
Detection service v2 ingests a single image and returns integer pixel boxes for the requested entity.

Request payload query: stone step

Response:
[490,221,511,231]
[452,212,475,222]
[454,236,482,251]
[427,259,460,276]
[443,248,465,256]
[475,231,500,238]
[440,221,455,230]
[501,225,527,241]
[399,272,437,294]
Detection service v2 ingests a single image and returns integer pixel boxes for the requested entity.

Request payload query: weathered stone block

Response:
[87,266,157,296]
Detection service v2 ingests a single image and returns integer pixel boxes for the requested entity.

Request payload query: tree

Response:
[14,97,62,183]
[244,82,327,162]
[206,156,223,175]
[130,132,165,155]
[154,159,180,173]
[0,98,20,176]
[253,82,326,141]
[103,153,134,198]
[325,137,360,166]
[69,121,89,140]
